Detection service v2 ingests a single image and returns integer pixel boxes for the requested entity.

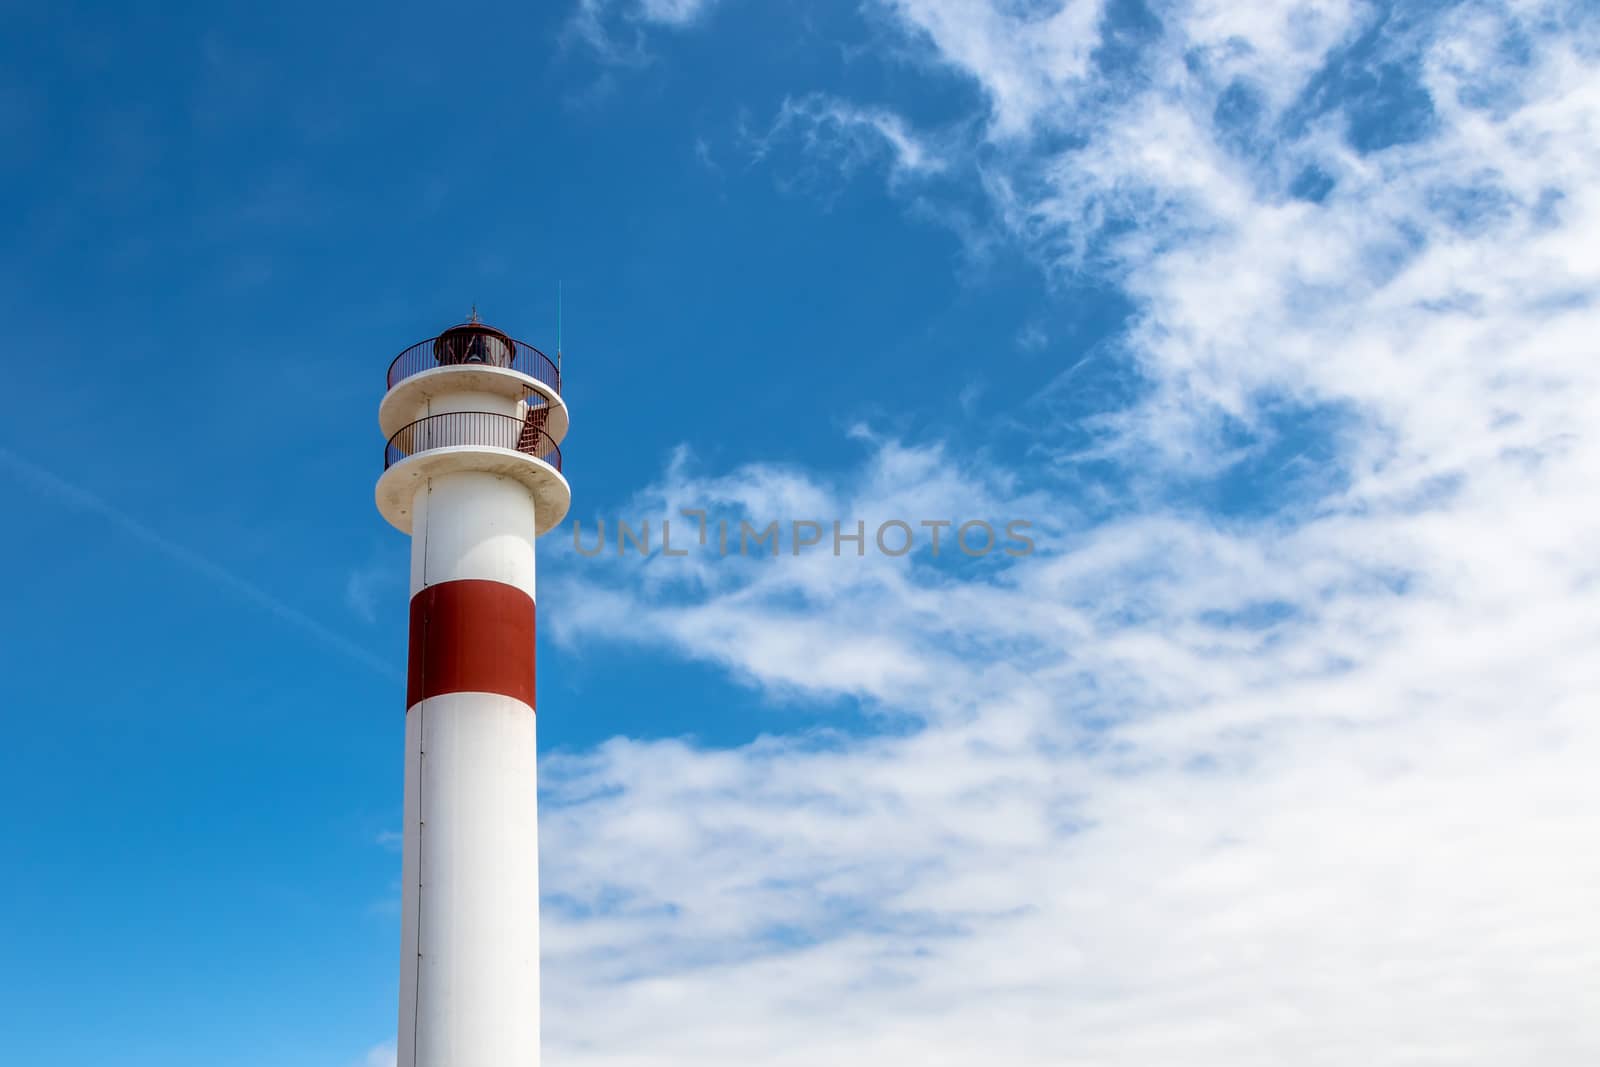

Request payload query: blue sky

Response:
[4,1,1600,1064]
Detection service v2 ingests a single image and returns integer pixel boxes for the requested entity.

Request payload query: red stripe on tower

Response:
[406,578,537,708]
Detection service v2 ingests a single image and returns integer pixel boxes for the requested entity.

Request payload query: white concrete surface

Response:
[407,470,540,600]
[381,364,570,445]
[398,690,541,1067]
[376,446,571,538]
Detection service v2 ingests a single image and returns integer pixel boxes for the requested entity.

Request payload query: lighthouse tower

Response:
[375,317,570,1067]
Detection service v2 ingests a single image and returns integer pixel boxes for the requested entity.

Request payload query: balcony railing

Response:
[384,411,563,472]
[387,326,561,395]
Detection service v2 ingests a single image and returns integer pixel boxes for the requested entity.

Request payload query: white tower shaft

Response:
[399,472,542,1067]
[376,323,571,1067]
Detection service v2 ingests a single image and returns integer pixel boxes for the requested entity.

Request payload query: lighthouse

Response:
[375,317,570,1067]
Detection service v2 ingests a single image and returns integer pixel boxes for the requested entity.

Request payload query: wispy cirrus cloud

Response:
[345,546,405,625]
[744,92,955,211]
[522,0,1600,1062]
[0,446,399,679]
[882,0,1110,137]
[349,1042,395,1067]
[759,93,949,178]
[566,0,723,66]
[535,417,1600,1062]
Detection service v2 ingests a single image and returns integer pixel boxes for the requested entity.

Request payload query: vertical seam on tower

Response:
[412,693,425,1067]
[410,481,431,1067]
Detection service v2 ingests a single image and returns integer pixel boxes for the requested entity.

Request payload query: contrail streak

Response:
[0,446,399,679]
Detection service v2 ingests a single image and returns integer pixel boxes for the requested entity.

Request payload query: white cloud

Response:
[882,0,1110,138]
[567,0,722,65]
[345,557,393,625]
[350,1043,395,1067]
[752,93,949,199]
[1016,321,1049,351]
[539,426,1600,1062]
[636,0,716,24]
[534,0,1600,1062]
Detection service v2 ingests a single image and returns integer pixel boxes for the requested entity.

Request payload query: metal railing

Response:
[384,411,563,472]
[386,325,561,395]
